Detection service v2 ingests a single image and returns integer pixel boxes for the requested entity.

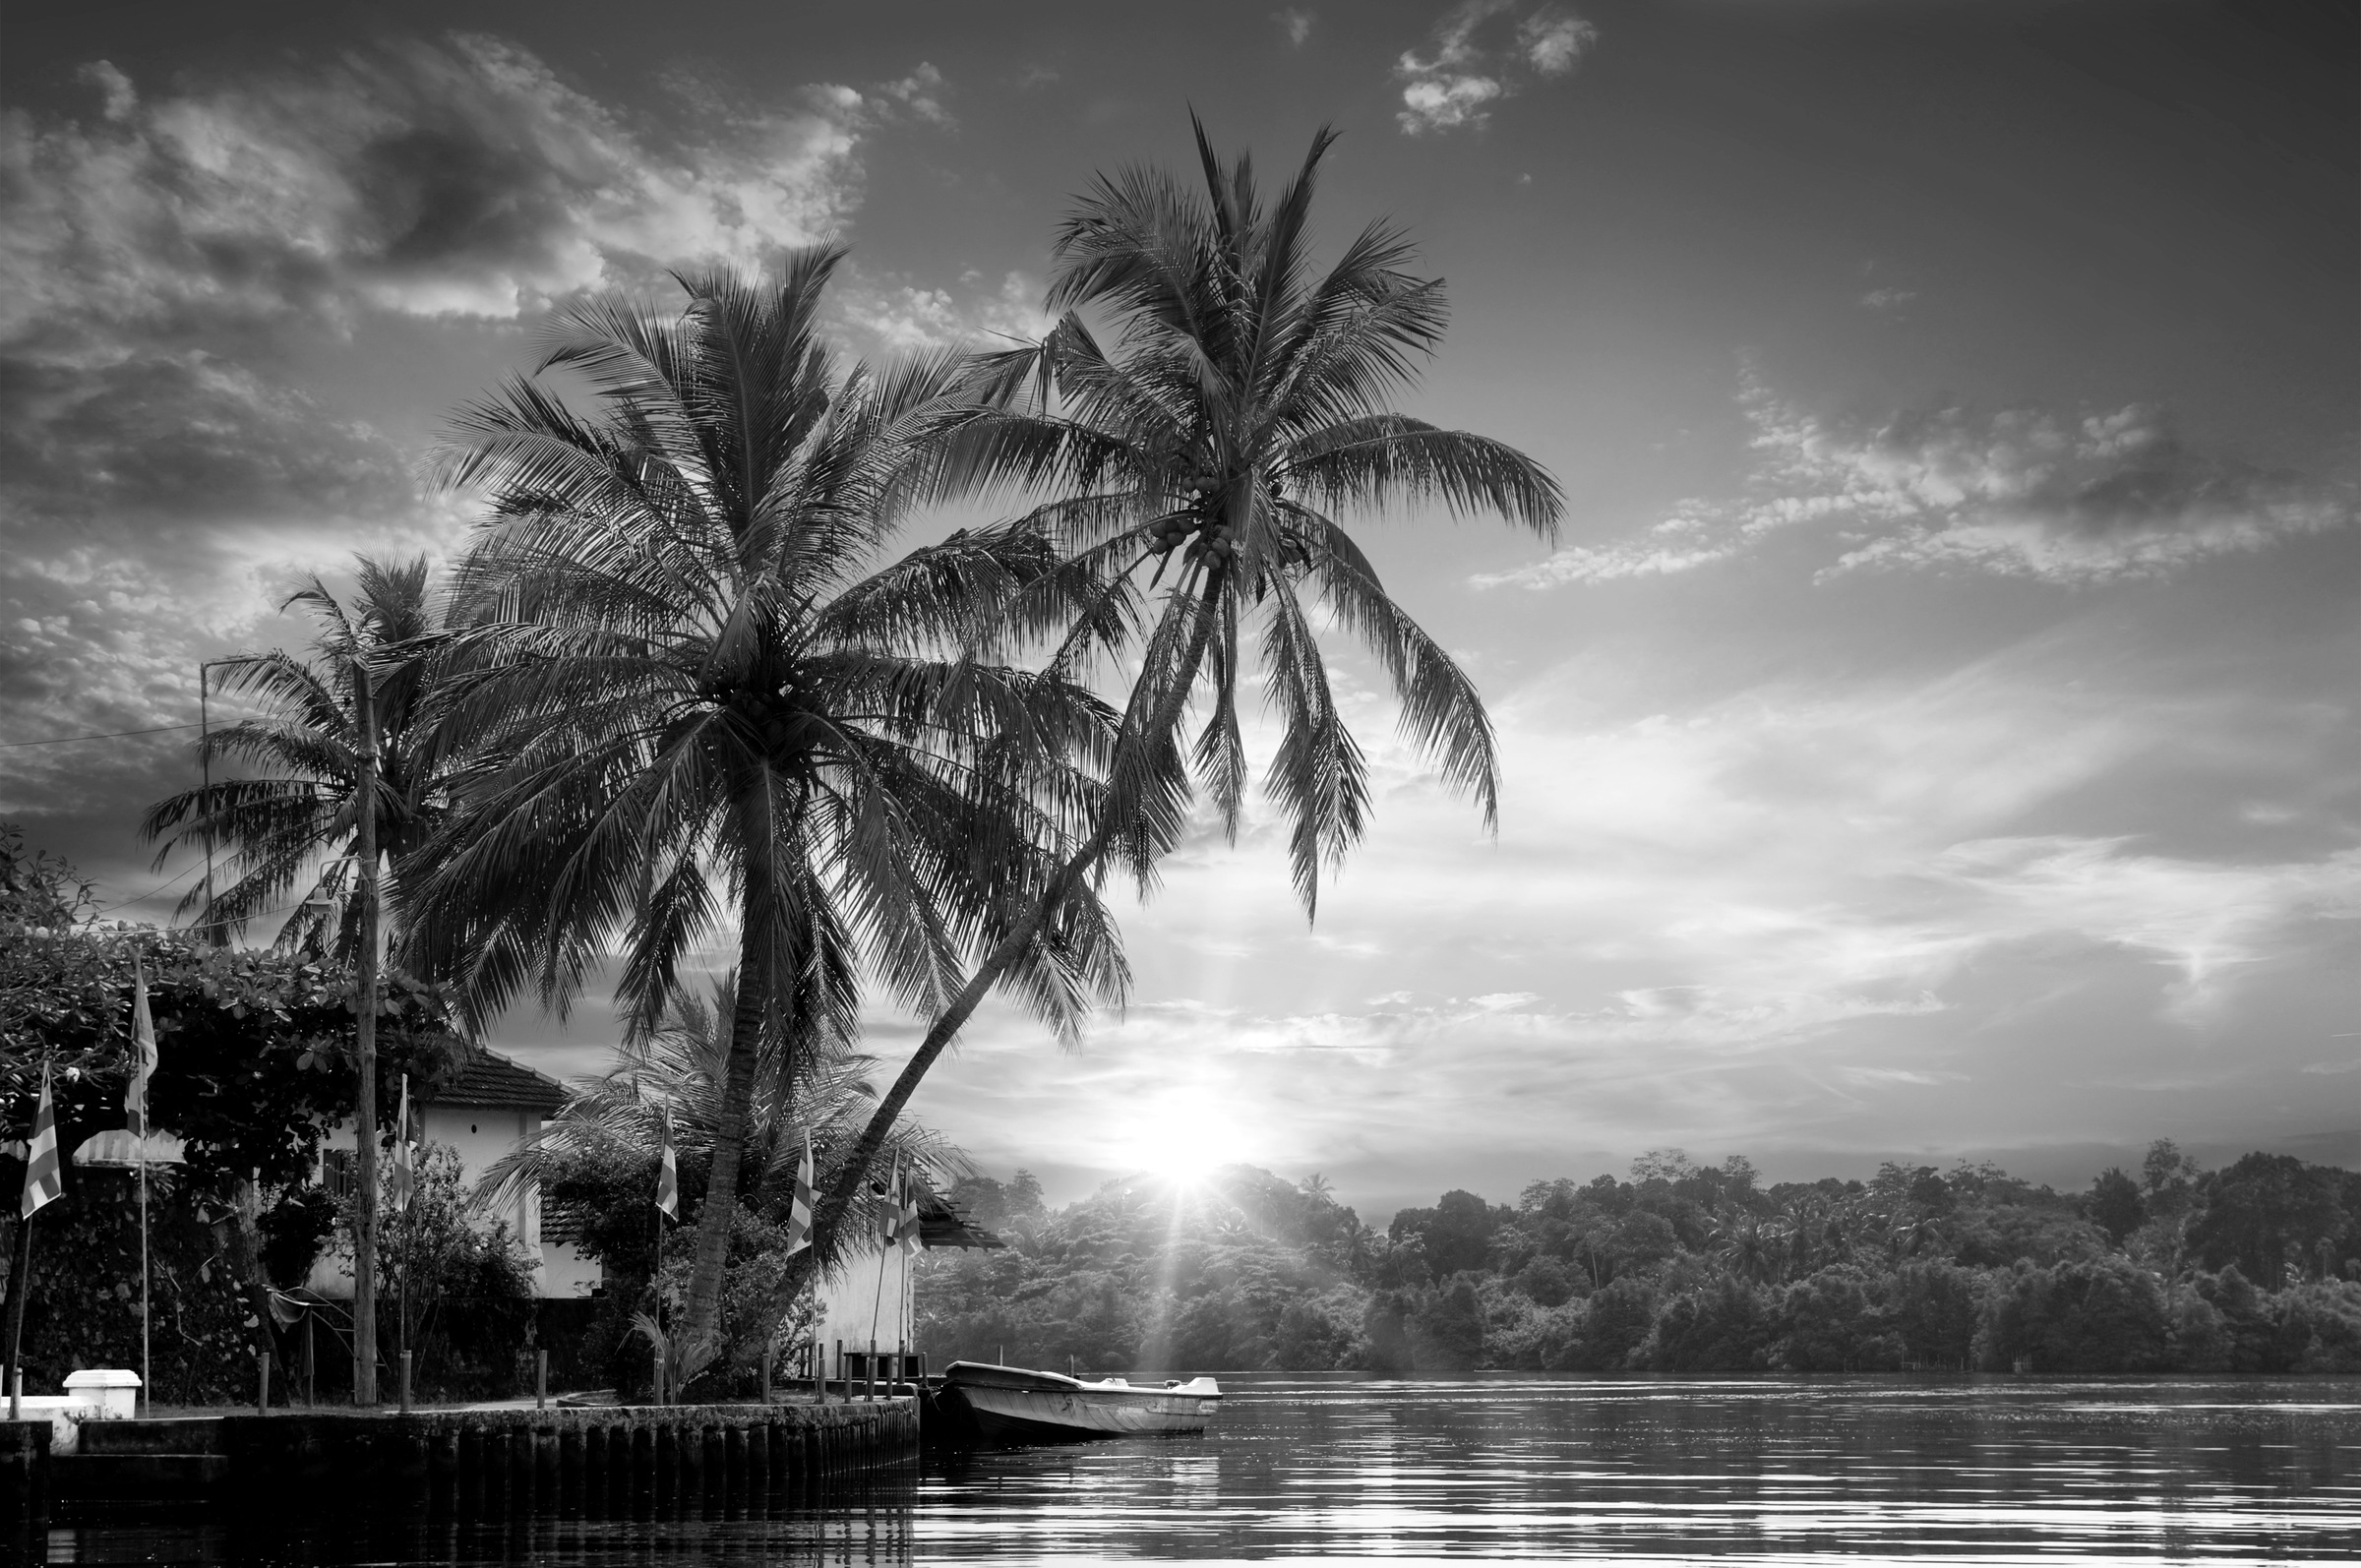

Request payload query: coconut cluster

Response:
[1146,464,1274,564]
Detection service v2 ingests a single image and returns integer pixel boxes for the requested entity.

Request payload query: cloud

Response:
[1478,371,2355,588]
[0,35,948,909]
[875,63,953,128]
[1395,2,1595,135]
[0,35,879,337]
[832,269,1050,355]
[1274,8,1316,46]
[1859,287,1916,315]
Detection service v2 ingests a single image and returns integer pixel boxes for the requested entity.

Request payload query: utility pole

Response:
[350,660,382,1406]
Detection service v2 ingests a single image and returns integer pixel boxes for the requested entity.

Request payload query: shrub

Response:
[1651,1276,1777,1371]
[1778,1266,1890,1372]
[1978,1256,2168,1372]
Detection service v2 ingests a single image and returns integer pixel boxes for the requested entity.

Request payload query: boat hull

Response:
[940,1362,1220,1445]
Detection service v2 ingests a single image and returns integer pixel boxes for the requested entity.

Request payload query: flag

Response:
[387,1074,414,1214]
[125,959,157,1138]
[654,1106,678,1219]
[784,1128,814,1256]
[881,1154,902,1248]
[21,1067,62,1220]
[897,1159,923,1258]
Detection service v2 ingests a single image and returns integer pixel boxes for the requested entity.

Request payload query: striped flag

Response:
[21,1067,62,1220]
[784,1129,814,1256]
[654,1106,678,1219]
[897,1159,923,1257]
[387,1074,414,1214]
[124,958,157,1138]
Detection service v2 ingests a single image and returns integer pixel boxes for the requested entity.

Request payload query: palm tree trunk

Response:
[676,799,778,1370]
[801,573,1228,1266]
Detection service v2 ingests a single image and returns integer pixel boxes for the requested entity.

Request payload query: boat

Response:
[938,1360,1221,1445]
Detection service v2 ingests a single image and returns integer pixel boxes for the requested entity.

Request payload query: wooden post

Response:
[398,1349,412,1414]
[536,1348,548,1411]
[303,1308,316,1406]
[760,1340,772,1405]
[257,1350,270,1415]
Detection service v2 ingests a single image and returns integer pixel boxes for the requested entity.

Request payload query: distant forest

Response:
[919,1145,2361,1375]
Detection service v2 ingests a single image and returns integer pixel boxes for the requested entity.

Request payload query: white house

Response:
[309,1046,602,1299]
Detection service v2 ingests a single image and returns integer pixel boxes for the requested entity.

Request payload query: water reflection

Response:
[45,1374,2359,1563]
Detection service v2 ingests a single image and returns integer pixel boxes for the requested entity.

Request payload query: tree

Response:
[2088,1167,2146,1248]
[814,115,1562,1262]
[1978,1256,2169,1372]
[1391,1189,1502,1280]
[140,559,441,1401]
[2188,1153,2345,1284]
[416,249,1120,1379]
[140,557,445,956]
[0,900,458,1389]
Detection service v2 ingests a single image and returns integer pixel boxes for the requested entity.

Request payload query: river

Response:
[42,1373,2359,1563]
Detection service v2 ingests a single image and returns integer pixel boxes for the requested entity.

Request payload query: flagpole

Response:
[5,1212,30,1421]
[133,954,154,1418]
[12,1063,65,1418]
[139,1142,150,1417]
[396,1076,409,1390]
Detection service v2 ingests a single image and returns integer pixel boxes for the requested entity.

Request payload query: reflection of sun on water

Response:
[1123,1087,1252,1184]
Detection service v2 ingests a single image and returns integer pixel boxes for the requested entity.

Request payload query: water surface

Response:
[44,1373,2359,1564]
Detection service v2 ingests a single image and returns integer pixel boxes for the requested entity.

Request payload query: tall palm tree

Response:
[807,118,1563,1251]
[411,247,1123,1364]
[141,556,444,953]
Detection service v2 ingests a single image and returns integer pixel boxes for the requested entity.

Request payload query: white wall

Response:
[814,1243,916,1368]
[302,1108,603,1299]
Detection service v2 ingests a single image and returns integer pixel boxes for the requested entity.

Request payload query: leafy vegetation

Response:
[412,248,1122,1370]
[917,1146,2361,1375]
[1,825,461,1391]
[814,118,1562,1270]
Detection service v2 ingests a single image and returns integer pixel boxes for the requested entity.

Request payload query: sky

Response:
[2,0,2354,1223]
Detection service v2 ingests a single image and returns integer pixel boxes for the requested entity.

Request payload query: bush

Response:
[1551,1276,1657,1371]
[1978,1256,2168,1372]
[1408,1273,1486,1370]
[1651,1276,1777,1371]
[1778,1266,1891,1372]
[1890,1260,1983,1370]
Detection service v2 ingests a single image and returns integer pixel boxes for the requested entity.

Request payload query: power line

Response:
[0,722,202,750]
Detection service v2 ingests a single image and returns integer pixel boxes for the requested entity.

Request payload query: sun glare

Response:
[1124,1088,1248,1184]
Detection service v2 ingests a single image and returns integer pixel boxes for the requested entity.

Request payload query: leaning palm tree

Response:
[411,247,1123,1365]
[140,556,445,953]
[807,118,1563,1249]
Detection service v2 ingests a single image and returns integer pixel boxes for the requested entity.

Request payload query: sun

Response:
[1123,1087,1249,1184]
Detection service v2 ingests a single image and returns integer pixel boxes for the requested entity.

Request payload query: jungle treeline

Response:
[917,1144,2361,1375]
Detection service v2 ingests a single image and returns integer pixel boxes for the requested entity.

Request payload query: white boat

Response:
[938,1360,1221,1445]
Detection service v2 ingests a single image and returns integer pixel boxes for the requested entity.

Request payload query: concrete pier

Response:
[3,1400,917,1527]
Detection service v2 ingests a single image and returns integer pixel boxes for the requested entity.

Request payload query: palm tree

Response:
[140,556,444,953]
[411,247,1122,1368]
[808,118,1562,1251]
[141,553,443,1403]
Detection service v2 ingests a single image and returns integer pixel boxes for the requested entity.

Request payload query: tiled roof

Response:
[426,1047,569,1115]
[915,1184,1003,1250]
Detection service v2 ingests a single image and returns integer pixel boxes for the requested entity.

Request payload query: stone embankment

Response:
[2,1398,917,1530]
